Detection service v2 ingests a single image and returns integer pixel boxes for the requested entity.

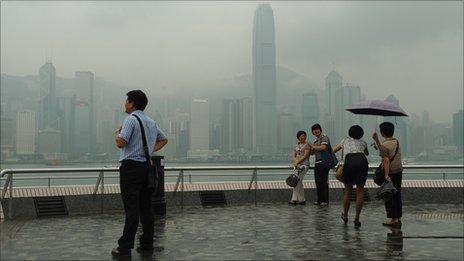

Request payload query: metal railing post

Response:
[443,172,445,181]
[93,172,103,196]
[181,170,184,209]
[100,171,104,214]
[9,174,13,219]
[48,176,51,188]
[254,169,258,206]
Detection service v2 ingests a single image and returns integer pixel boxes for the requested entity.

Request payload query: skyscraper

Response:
[16,110,36,156]
[189,99,210,157]
[222,99,240,153]
[253,3,277,154]
[453,110,463,153]
[385,95,410,156]
[301,92,319,132]
[239,97,253,152]
[335,85,361,142]
[38,62,58,130]
[324,71,342,140]
[73,71,95,156]
[278,113,296,152]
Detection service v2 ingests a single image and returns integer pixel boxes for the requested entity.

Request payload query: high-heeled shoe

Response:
[341,213,348,224]
[354,220,361,228]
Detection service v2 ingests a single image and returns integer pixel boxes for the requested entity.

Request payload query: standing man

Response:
[112,90,168,257]
[311,124,332,207]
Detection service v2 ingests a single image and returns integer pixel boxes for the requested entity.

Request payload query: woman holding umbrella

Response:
[346,99,407,228]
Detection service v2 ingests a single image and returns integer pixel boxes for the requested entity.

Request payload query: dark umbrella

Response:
[346,100,408,117]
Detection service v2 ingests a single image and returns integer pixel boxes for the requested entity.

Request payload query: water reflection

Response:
[386,227,404,258]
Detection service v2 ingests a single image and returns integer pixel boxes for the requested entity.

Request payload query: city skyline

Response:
[1,1,462,123]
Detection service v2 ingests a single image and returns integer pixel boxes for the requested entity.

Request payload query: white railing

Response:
[0,164,463,219]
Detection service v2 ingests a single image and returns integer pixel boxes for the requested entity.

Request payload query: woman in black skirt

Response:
[333,125,369,227]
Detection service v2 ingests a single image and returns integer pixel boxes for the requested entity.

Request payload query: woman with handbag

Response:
[289,131,312,205]
[373,122,403,228]
[333,125,369,227]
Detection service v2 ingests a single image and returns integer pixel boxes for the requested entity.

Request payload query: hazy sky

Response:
[1,1,463,122]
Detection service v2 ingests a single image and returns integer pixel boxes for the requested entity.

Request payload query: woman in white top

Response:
[290,131,312,205]
[333,125,369,227]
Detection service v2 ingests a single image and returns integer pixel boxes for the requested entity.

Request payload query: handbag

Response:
[375,181,397,202]
[133,114,157,191]
[286,167,300,187]
[374,140,399,186]
[320,142,338,169]
[334,139,346,182]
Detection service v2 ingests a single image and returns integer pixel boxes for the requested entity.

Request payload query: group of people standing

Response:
[290,123,403,228]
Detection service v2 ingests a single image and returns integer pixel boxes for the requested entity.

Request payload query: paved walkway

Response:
[1,203,463,260]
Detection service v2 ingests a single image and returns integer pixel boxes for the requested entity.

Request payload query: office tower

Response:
[38,128,61,160]
[38,62,59,130]
[189,99,210,154]
[324,71,342,140]
[222,99,240,153]
[176,113,190,158]
[253,3,277,154]
[278,113,296,152]
[335,85,361,142]
[15,110,36,156]
[1,117,15,159]
[301,92,319,132]
[325,71,342,116]
[73,72,95,156]
[239,97,253,152]
[453,110,463,153]
[57,96,76,157]
[384,95,410,156]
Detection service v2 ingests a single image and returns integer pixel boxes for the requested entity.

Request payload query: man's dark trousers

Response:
[314,163,329,204]
[118,160,154,251]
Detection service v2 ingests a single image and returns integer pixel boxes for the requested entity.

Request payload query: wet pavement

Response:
[1,203,463,260]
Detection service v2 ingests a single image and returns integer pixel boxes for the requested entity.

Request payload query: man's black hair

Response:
[348,125,364,139]
[311,124,322,133]
[296,130,307,139]
[126,90,148,111]
[379,122,395,137]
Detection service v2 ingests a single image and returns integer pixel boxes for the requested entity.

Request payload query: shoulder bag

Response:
[133,114,157,190]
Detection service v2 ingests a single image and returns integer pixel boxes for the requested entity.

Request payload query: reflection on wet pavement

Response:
[1,203,462,260]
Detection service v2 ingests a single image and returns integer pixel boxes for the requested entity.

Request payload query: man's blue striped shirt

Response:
[118,110,166,162]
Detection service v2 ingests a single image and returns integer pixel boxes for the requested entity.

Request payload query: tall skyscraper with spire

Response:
[252,3,277,154]
[38,61,58,130]
[324,70,342,140]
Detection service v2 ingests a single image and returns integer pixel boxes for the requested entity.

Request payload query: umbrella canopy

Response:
[346,100,408,117]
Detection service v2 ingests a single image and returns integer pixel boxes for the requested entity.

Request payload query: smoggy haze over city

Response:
[1,1,463,122]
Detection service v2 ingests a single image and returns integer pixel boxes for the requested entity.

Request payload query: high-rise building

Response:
[188,99,210,158]
[1,117,15,159]
[239,97,253,152]
[278,113,296,152]
[335,85,361,142]
[324,71,342,140]
[253,3,277,154]
[325,71,342,116]
[384,95,410,156]
[15,110,36,156]
[57,96,76,157]
[222,99,240,153]
[38,62,58,130]
[453,110,463,153]
[301,92,319,132]
[73,72,95,156]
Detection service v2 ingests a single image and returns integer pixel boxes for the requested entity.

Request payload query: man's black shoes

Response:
[136,246,154,256]
[111,247,131,257]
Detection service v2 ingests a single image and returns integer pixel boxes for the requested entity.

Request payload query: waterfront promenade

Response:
[1,203,463,260]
